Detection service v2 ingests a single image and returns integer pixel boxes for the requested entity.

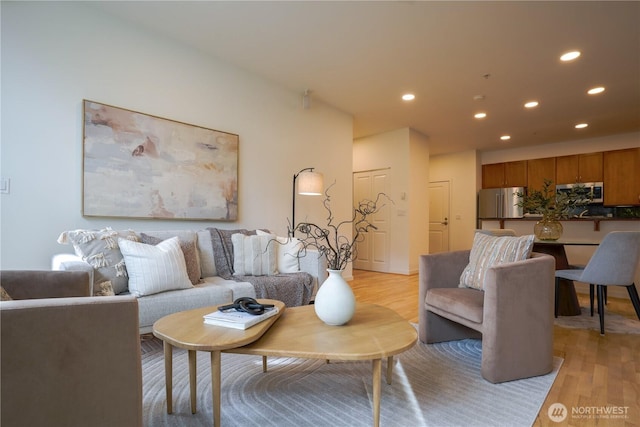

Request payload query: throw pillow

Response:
[1,286,12,301]
[140,233,201,285]
[231,233,278,276]
[256,230,303,273]
[207,228,256,278]
[57,228,139,294]
[93,281,115,296]
[118,237,193,297]
[196,230,217,277]
[459,233,535,290]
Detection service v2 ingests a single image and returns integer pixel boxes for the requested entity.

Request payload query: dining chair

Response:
[554,231,640,334]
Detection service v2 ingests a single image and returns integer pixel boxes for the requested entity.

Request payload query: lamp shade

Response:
[297,170,324,195]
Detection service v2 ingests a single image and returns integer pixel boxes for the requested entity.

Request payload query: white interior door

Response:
[429,181,450,253]
[353,170,390,272]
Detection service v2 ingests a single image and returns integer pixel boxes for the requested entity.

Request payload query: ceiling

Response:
[95,1,640,155]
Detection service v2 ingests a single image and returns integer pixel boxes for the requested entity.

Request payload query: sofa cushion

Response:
[426,288,485,324]
[459,233,535,290]
[118,237,193,297]
[231,233,278,276]
[140,232,201,285]
[57,228,138,294]
[135,278,248,332]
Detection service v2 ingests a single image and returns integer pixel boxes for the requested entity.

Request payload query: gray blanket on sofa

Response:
[207,228,313,307]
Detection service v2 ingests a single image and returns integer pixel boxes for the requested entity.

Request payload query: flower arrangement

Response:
[516,178,591,220]
[290,184,392,271]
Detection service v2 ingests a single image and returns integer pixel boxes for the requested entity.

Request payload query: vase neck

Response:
[327,269,344,275]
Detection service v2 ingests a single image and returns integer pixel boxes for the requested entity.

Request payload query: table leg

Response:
[189,350,197,414]
[557,279,581,316]
[385,356,393,385]
[211,351,221,427]
[163,341,173,414]
[533,243,581,316]
[372,358,381,427]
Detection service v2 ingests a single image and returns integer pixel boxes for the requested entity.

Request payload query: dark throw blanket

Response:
[208,228,314,307]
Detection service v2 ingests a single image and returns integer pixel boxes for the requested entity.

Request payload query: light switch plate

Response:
[1,178,10,194]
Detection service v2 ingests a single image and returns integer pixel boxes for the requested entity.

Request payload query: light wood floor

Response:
[349,269,640,427]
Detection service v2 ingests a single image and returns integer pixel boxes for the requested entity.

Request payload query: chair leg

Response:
[597,285,605,335]
[626,283,640,320]
[589,284,595,317]
[554,277,560,318]
[604,287,608,305]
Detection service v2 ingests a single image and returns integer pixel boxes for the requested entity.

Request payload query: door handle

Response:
[441,217,448,226]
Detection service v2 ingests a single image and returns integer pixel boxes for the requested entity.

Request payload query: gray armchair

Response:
[419,250,556,383]
[1,270,142,427]
[555,231,640,334]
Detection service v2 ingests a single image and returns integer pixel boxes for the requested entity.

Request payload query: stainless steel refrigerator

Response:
[478,187,525,219]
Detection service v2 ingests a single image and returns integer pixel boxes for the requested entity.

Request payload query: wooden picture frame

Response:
[82,100,238,220]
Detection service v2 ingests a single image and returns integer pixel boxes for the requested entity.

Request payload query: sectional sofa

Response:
[53,227,327,334]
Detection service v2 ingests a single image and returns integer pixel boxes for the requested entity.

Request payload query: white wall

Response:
[0,2,353,269]
[429,149,480,251]
[408,129,430,271]
[353,128,429,274]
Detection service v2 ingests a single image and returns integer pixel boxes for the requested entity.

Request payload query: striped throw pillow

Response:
[118,237,193,297]
[231,233,278,276]
[459,233,535,290]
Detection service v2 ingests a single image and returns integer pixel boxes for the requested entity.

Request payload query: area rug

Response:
[141,338,562,427]
[554,307,640,334]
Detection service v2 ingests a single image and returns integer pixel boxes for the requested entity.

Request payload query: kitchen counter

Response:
[481,216,639,231]
[479,217,640,299]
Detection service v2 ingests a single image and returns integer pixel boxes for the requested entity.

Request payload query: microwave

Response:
[556,182,603,204]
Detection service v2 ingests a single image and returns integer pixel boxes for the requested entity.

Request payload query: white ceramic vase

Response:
[314,269,356,326]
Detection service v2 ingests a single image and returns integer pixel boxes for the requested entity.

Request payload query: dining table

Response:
[532,238,600,316]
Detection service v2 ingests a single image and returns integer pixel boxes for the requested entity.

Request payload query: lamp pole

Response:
[291,167,316,237]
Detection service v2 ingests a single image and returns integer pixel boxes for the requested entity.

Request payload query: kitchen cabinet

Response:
[482,161,527,189]
[556,152,603,184]
[482,163,505,188]
[527,157,556,192]
[604,148,640,206]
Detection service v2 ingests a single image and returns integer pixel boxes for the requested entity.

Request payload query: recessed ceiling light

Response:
[402,94,415,101]
[575,123,588,129]
[474,112,487,119]
[524,101,539,108]
[500,135,511,141]
[560,51,581,62]
[587,87,605,95]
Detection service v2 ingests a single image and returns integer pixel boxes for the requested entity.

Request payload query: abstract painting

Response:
[82,100,238,220]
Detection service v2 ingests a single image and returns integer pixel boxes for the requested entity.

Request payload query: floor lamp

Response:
[292,168,324,236]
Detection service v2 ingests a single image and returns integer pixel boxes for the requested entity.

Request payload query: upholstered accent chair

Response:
[1,270,142,427]
[419,249,556,383]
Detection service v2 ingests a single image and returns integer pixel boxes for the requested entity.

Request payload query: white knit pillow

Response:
[459,233,535,290]
[256,230,303,273]
[118,237,193,297]
[231,233,278,276]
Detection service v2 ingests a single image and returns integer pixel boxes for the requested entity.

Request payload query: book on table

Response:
[203,306,279,330]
